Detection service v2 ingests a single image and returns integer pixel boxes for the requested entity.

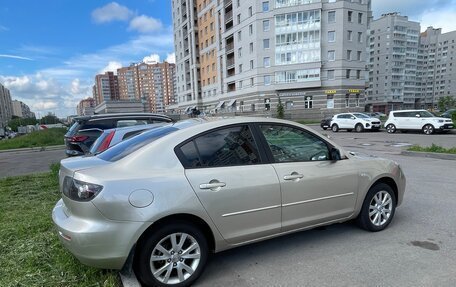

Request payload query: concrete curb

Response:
[401,150,456,160]
[0,145,65,154]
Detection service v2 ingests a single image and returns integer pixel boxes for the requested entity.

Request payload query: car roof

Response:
[74,113,172,122]
[391,109,427,113]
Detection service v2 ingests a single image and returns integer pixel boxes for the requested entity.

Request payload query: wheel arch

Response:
[368,177,398,203]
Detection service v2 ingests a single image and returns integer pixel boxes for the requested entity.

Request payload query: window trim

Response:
[174,123,269,169]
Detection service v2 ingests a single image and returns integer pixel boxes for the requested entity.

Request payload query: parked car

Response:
[441,109,456,119]
[330,113,382,132]
[53,117,406,287]
[320,115,333,130]
[366,112,386,118]
[65,113,172,156]
[384,110,454,135]
[89,123,168,155]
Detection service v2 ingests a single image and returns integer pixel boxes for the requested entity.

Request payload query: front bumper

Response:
[438,123,454,130]
[52,199,143,269]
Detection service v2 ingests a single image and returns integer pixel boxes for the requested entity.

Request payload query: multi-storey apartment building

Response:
[0,83,13,127]
[117,61,177,113]
[93,72,120,105]
[172,0,372,118]
[367,13,420,112]
[76,97,96,116]
[418,27,456,108]
[12,100,35,118]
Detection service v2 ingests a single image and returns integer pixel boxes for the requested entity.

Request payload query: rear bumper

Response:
[52,199,142,269]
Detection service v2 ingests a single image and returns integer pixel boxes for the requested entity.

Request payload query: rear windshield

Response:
[67,121,81,135]
[98,125,178,162]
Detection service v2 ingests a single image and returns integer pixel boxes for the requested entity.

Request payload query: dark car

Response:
[65,113,172,156]
[441,109,456,119]
[320,116,333,130]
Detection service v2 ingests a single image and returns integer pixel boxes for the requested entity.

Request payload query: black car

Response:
[320,116,333,130]
[441,109,456,119]
[65,113,173,156]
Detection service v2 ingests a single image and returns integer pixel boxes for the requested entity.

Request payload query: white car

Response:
[384,110,454,135]
[330,113,382,132]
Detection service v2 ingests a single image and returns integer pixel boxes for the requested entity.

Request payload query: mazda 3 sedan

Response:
[52,117,406,287]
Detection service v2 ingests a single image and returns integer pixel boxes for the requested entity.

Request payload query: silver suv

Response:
[384,110,454,134]
[53,117,406,287]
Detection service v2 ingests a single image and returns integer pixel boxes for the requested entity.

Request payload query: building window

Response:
[345,94,349,107]
[358,12,363,24]
[347,50,352,60]
[357,51,362,61]
[356,70,361,79]
[264,57,271,67]
[328,11,335,23]
[346,69,351,79]
[250,42,254,53]
[327,95,334,109]
[239,64,243,72]
[327,70,335,80]
[239,80,243,89]
[264,75,271,85]
[238,30,242,41]
[358,32,363,43]
[249,24,253,35]
[238,48,242,58]
[263,38,270,49]
[250,77,254,86]
[262,1,269,12]
[328,31,335,42]
[348,11,353,22]
[328,50,335,61]
[275,69,320,83]
[249,6,252,17]
[286,101,293,110]
[237,14,241,24]
[250,60,254,69]
[304,96,313,109]
[348,30,352,41]
[263,20,270,31]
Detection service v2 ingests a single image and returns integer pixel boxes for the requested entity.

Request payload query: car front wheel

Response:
[355,124,364,133]
[386,124,396,134]
[135,222,209,287]
[331,124,339,132]
[422,124,434,135]
[356,183,396,232]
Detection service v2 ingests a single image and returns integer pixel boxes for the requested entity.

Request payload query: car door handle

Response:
[199,182,226,190]
[283,173,304,181]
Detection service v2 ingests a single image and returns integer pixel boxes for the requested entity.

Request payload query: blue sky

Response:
[0,0,456,117]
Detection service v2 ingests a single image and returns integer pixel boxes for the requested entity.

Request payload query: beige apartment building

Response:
[76,97,96,116]
[93,72,120,105]
[117,62,176,113]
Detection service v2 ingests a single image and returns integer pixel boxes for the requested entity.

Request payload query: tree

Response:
[7,117,38,131]
[276,97,284,119]
[40,114,61,125]
[437,96,456,112]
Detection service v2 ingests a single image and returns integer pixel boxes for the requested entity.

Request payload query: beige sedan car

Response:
[52,117,406,287]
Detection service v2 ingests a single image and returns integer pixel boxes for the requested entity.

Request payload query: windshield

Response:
[97,125,178,162]
[353,113,369,119]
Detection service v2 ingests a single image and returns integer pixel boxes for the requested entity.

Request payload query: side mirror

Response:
[415,114,420,118]
[351,116,356,120]
[330,148,341,161]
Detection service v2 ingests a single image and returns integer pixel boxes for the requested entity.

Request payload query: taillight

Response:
[62,176,103,202]
[96,130,115,153]
[68,135,89,142]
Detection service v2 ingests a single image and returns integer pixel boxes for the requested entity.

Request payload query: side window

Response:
[116,119,149,127]
[260,124,330,162]
[122,130,145,140]
[178,125,261,168]
[394,112,406,118]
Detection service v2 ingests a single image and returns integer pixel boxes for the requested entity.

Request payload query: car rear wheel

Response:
[331,124,339,132]
[135,222,209,287]
[356,183,396,232]
[386,124,396,134]
[422,124,434,135]
[355,124,364,133]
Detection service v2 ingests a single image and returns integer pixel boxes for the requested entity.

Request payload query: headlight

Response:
[63,176,103,202]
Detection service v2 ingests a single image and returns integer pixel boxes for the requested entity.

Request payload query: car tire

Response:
[422,124,434,135]
[322,127,327,130]
[386,124,396,134]
[331,124,339,132]
[355,124,364,133]
[135,222,209,287]
[356,183,396,232]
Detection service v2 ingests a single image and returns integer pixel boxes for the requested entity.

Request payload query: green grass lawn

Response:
[0,165,120,287]
[295,119,321,125]
[408,144,456,154]
[0,128,67,150]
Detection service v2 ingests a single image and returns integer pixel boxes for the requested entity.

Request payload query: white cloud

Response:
[128,15,163,33]
[92,2,133,23]
[165,52,176,64]
[71,79,80,94]
[420,7,456,33]
[143,53,160,64]
[99,61,123,74]
[0,75,32,91]
[0,54,33,61]
[32,101,58,111]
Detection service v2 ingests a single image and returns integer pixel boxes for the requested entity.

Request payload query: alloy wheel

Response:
[423,124,434,135]
[368,191,393,227]
[150,233,201,284]
[386,124,396,133]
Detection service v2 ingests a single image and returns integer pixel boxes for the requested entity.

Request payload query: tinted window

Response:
[67,121,81,135]
[393,112,408,118]
[98,125,177,162]
[81,119,115,130]
[260,124,329,162]
[179,125,260,168]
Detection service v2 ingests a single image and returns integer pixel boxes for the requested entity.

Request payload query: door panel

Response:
[185,166,281,244]
[272,161,358,231]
